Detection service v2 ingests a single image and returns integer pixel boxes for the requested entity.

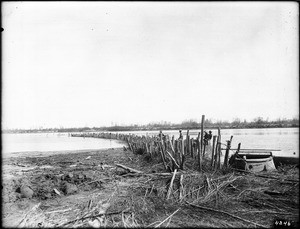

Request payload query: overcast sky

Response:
[2,2,299,129]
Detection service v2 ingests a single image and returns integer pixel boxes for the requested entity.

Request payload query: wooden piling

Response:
[203,142,206,158]
[200,115,205,155]
[149,144,153,157]
[167,169,177,200]
[197,132,202,171]
[217,127,221,170]
[179,174,184,201]
[211,135,217,167]
[186,130,190,155]
[191,138,194,158]
[236,143,241,154]
[181,138,185,169]
[174,140,178,164]
[159,141,168,170]
[171,135,175,149]
[223,136,233,168]
[168,139,178,170]
[72,126,230,173]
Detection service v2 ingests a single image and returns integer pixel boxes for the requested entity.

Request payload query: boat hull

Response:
[229,151,277,172]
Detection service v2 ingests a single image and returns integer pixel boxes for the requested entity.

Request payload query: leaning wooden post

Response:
[174,140,179,165]
[191,138,194,158]
[214,135,219,170]
[145,142,149,155]
[186,130,190,156]
[159,141,168,171]
[168,139,177,170]
[236,142,241,154]
[171,135,175,148]
[217,127,221,170]
[166,169,177,200]
[148,142,151,157]
[200,115,205,158]
[197,132,202,171]
[223,136,233,168]
[211,135,217,167]
[181,138,185,169]
[179,174,184,201]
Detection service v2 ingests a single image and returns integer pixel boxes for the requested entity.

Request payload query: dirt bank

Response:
[2,147,299,228]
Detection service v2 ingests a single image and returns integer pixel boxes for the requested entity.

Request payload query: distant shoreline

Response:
[2,125,299,134]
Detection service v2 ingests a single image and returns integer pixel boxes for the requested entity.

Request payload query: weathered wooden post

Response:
[211,135,217,167]
[168,139,178,170]
[174,139,178,164]
[186,130,190,156]
[223,136,233,168]
[171,135,175,149]
[159,141,168,170]
[149,143,153,158]
[179,174,184,201]
[200,115,205,158]
[145,142,149,155]
[181,138,185,169]
[191,138,194,158]
[217,127,221,169]
[236,142,241,154]
[197,132,202,171]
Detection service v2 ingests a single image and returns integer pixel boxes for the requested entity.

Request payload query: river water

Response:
[2,128,299,158]
[1,132,126,156]
[111,128,299,158]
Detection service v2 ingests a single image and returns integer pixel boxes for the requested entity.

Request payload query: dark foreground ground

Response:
[2,147,299,228]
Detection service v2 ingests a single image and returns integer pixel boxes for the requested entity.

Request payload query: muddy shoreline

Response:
[2,147,299,228]
[2,148,135,227]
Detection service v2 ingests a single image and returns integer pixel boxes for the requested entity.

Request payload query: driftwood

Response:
[57,208,131,227]
[115,163,143,174]
[166,169,177,200]
[45,208,72,214]
[165,150,180,168]
[121,171,201,179]
[179,174,184,201]
[154,208,180,228]
[185,202,268,228]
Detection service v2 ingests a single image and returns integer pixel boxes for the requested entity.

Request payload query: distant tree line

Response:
[3,117,299,134]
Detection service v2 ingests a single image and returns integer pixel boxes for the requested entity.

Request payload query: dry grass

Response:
[3,147,299,228]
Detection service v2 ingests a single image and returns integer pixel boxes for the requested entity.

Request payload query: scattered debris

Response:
[3,147,299,228]
[53,188,61,196]
[20,185,34,198]
[61,182,78,195]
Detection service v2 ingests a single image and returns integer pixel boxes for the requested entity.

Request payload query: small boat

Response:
[229,151,277,172]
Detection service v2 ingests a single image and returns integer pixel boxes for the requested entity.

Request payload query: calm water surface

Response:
[2,128,298,158]
[112,128,299,157]
[2,132,126,156]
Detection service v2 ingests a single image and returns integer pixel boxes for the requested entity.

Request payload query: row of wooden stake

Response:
[71,116,239,172]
